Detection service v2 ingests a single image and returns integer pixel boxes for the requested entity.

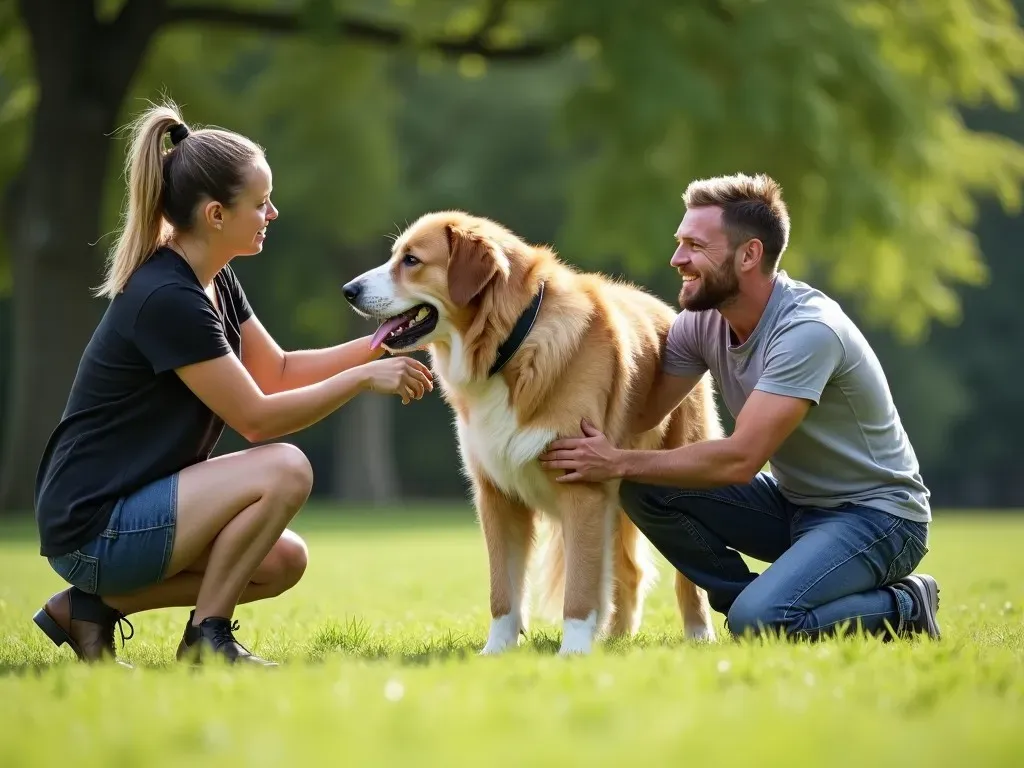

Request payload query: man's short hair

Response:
[683,173,790,272]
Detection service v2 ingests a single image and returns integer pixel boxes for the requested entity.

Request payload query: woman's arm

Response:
[175,351,432,443]
[240,315,385,394]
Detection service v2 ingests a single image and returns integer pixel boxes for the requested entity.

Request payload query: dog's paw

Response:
[557,612,597,656]
[685,623,717,643]
[480,613,522,655]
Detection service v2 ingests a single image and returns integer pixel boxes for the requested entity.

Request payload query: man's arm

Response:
[240,315,385,395]
[615,390,811,486]
[541,319,844,485]
[630,370,704,434]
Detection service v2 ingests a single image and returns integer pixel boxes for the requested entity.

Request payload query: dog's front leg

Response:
[474,476,535,655]
[557,484,614,656]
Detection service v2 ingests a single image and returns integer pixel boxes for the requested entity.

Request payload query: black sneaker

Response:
[177,615,277,666]
[175,609,197,661]
[891,574,941,639]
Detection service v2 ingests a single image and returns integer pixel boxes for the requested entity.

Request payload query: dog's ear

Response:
[446,225,510,307]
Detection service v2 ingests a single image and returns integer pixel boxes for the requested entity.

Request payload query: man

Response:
[539,172,939,641]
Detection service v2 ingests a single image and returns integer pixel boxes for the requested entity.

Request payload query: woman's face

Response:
[210,156,278,257]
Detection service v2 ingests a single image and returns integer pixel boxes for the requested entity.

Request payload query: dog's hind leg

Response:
[675,571,716,642]
[606,509,658,639]
[475,476,536,655]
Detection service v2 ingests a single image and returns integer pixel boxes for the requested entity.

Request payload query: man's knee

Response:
[264,443,314,508]
[726,592,790,640]
[618,480,669,522]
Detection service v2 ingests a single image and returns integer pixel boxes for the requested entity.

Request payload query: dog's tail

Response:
[532,508,660,632]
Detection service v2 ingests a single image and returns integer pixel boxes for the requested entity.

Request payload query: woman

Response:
[31,101,433,667]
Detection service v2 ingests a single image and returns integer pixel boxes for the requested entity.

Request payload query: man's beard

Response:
[678,262,739,311]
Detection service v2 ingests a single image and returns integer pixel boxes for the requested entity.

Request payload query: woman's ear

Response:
[202,200,225,231]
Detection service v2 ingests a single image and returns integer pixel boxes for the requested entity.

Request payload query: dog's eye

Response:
[402,253,420,267]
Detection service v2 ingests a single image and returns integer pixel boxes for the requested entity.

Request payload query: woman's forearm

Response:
[248,366,372,441]
[273,336,384,392]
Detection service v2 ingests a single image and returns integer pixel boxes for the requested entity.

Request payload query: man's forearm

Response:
[277,336,385,391]
[614,437,756,488]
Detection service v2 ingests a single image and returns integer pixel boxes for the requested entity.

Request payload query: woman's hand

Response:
[361,356,434,404]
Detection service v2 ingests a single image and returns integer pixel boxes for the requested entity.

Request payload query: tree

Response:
[1,0,1022,512]
[0,0,560,512]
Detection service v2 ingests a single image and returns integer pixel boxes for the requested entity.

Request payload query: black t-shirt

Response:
[34,247,253,557]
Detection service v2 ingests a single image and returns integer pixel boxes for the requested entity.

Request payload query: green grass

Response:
[2,506,1022,766]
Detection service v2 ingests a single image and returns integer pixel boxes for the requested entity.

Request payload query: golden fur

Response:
[344,211,724,655]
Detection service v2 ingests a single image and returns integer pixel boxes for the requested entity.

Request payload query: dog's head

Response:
[342,211,533,354]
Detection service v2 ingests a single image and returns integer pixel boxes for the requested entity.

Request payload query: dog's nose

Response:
[342,281,362,303]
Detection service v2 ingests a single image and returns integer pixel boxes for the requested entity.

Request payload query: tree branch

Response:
[163,2,563,61]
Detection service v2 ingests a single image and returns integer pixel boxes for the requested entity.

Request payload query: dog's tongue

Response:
[369,316,407,350]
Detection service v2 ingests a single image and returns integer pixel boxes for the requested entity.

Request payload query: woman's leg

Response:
[36,442,313,666]
[98,442,312,616]
[100,529,309,615]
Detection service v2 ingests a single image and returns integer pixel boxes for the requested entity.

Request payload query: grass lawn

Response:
[1,505,1022,766]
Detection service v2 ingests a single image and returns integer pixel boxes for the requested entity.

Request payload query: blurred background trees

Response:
[1,0,1022,513]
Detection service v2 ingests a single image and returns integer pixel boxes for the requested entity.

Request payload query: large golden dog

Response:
[342,211,723,655]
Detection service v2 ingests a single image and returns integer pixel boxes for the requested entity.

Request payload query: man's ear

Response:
[446,225,510,307]
[739,237,764,273]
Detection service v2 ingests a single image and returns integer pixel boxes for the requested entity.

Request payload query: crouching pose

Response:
[540,173,940,642]
[32,101,432,667]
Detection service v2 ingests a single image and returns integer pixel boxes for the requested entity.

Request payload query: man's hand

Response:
[539,419,623,483]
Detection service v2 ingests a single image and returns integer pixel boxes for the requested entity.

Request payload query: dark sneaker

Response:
[175,609,198,661]
[33,587,134,667]
[177,615,277,666]
[892,574,941,639]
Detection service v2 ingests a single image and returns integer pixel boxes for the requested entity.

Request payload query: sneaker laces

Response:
[113,613,135,648]
[210,619,251,653]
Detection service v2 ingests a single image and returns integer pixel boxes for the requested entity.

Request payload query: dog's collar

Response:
[489,281,545,377]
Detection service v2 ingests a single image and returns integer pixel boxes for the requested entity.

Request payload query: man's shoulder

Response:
[775,272,843,318]
[669,306,728,337]
[770,272,856,339]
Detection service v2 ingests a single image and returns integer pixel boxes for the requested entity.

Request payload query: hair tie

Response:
[169,123,190,146]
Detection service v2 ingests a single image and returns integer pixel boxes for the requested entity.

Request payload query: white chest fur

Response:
[455,376,557,512]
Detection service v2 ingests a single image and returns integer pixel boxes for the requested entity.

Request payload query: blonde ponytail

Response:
[95,102,186,299]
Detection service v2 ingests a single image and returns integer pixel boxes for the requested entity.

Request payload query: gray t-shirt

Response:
[665,270,931,522]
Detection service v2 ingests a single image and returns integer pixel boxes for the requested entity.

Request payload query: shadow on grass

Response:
[302,617,717,666]
[0,502,480,545]
[0,620,722,676]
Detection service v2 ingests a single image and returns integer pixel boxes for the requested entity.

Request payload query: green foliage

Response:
[548,0,1024,341]
[4,0,1023,332]
[0,2,35,296]
[107,11,401,346]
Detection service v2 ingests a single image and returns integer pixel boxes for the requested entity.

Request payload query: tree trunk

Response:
[330,242,401,505]
[332,393,400,504]
[0,0,165,513]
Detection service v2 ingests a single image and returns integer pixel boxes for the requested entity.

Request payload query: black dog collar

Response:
[488,281,545,377]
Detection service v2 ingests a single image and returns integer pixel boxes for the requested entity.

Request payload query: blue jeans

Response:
[619,473,930,639]
[47,473,178,596]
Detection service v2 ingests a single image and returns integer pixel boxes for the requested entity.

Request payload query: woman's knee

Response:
[263,530,309,594]
[261,443,314,508]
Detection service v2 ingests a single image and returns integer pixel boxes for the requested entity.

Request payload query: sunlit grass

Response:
[2,506,1021,766]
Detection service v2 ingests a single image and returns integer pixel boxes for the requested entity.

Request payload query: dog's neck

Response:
[487,280,545,377]
[430,279,546,390]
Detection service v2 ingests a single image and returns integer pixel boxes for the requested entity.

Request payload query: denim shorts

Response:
[47,473,178,596]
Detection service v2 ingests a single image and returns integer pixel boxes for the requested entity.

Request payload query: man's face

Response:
[670,206,740,312]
